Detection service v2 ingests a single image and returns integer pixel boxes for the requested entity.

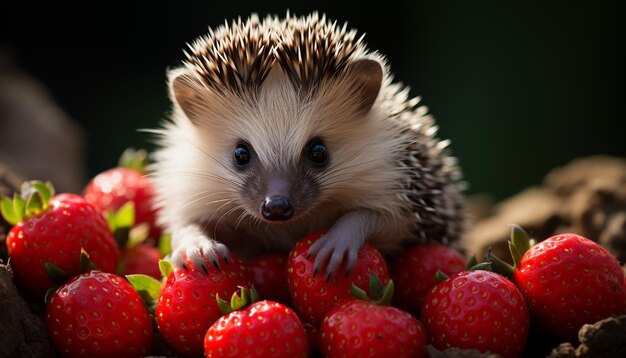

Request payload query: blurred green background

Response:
[1,1,624,200]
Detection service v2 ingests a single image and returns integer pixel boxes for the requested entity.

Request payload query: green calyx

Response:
[118,148,149,172]
[349,272,394,306]
[44,248,99,303]
[485,224,536,278]
[126,260,173,314]
[126,274,163,313]
[158,259,174,279]
[1,180,55,225]
[216,286,259,314]
[434,258,493,283]
[106,202,153,251]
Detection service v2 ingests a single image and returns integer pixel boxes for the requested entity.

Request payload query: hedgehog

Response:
[150,12,466,276]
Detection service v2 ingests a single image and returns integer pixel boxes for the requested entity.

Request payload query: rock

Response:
[544,156,626,197]
[466,156,626,264]
[0,261,54,358]
[548,315,626,358]
[465,188,562,262]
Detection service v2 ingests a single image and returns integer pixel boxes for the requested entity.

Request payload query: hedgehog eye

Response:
[234,142,252,168]
[306,138,328,166]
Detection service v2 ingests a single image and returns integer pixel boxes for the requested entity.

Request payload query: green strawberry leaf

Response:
[158,233,172,256]
[230,286,250,311]
[435,269,449,283]
[79,248,98,273]
[350,284,369,301]
[1,196,18,225]
[12,194,25,223]
[25,192,44,217]
[126,274,162,305]
[119,148,148,172]
[216,294,233,314]
[159,259,174,280]
[115,202,135,229]
[368,272,385,301]
[485,249,514,278]
[217,286,258,314]
[45,262,70,285]
[250,286,259,303]
[509,224,532,266]
[30,181,52,210]
[378,279,394,306]
[468,262,493,271]
[350,273,394,306]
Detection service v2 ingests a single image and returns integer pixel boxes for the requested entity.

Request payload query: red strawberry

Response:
[391,243,466,317]
[83,148,161,241]
[511,232,626,340]
[421,270,529,358]
[1,182,121,296]
[248,253,290,305]
[287,231,389,326]
[321,275,428,358]
[155,255,253,357]
[46,270,153,358]
[120,244,163,279]
[322,300,427,358]
[204,288,309,357]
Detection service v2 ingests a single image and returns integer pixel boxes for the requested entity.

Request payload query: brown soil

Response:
[0,261,54,358]
[466,156,626,264]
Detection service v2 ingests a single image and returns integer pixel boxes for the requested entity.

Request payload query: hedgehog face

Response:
[169,57,387,224]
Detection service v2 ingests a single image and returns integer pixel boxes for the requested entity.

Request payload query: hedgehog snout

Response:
[260,176,294,221]
[261,196,294,221]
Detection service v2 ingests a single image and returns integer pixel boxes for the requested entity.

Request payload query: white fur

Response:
[151,60,418,259]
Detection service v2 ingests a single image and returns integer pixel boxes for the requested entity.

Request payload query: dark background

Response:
[1,1,624,200]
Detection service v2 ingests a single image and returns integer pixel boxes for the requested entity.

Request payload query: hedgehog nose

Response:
[261,196,294,221]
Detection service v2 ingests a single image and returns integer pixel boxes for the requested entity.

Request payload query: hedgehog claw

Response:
[170,228,231,271]
[307,227,366,279]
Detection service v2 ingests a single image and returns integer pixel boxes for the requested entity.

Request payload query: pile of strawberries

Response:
[2,150,626,358]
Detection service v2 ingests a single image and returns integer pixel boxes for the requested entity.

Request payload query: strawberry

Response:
[508,230,626,341]
[287,231,389,326]
[321,274,427,358]
[83,148,161,241]
[46,270,153,358]
[1,181,121,297]
[120,244,163,279]
[391,243,466,317]
[155,256,253,357]
[421,269,529,358]
[248,253,290,305]
[204,287,309,357]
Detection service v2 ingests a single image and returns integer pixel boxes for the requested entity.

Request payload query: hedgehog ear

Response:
[347,59,383,113]
[170,72,206,124]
